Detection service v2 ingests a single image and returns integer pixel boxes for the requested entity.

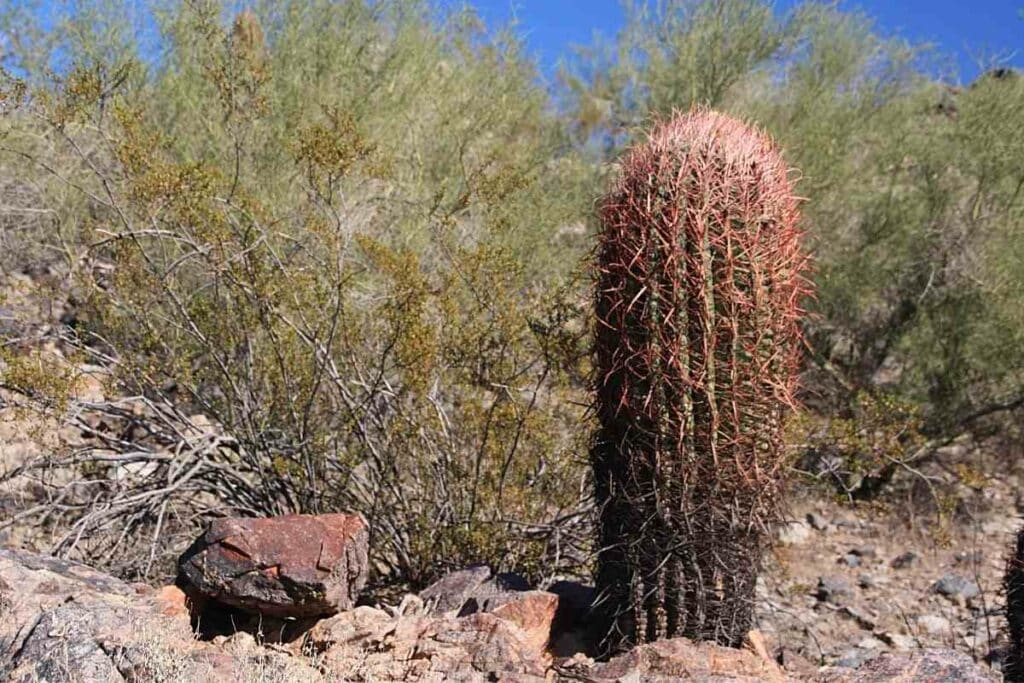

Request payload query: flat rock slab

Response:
[178,513,368,618]
[573,637,789,682]
[0,547,136,598]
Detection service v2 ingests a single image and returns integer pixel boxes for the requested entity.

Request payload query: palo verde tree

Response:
[592,108,809,651]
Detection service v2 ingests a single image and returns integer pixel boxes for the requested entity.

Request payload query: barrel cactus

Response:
[1006,527,1024,681]
[592,109,809,651]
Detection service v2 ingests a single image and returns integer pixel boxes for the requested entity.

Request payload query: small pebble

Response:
[858,573,880,589]
[953,550,983,565]
[840,605,876,630]
[915,614,951,636]
[777,521,812,546]
[877,631,916,650]
[806,512,832,532]
[839,553,861,568]
[816,575,853,604]
[890,551,918,569]
[856,636,887,650]
[836,648,877,668]
[932,574,981,603]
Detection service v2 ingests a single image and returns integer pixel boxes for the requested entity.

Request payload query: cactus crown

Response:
[592,108,809,650]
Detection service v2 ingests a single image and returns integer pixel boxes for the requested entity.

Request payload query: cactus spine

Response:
[1006,527,1024,681]
[592,109,808,651]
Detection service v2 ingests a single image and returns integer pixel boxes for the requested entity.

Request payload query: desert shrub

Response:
[790,391,927,499]
[3,0,1021,585]
[0,0,593,585]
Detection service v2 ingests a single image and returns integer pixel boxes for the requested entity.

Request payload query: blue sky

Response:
[12,1,1022,84]
[451,1,1023,84]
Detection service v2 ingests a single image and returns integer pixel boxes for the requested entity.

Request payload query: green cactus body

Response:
[592,109,809,651]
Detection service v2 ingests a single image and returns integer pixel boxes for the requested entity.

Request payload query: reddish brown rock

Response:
[150,584,191,620]
[308,609,551,681]
[0,547,1005,683]
[581,637,789,682]
[463,590,558,657]
[177,513,368,618]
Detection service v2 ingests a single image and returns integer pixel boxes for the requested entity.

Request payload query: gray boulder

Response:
[419,564,530,615]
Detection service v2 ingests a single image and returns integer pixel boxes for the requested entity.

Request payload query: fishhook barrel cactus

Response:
[592,109,809,651]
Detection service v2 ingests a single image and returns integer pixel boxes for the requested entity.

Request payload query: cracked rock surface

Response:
[177,513,369,618]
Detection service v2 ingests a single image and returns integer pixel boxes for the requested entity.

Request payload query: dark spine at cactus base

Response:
[592,109,809,652]
[1006,527,1024,681]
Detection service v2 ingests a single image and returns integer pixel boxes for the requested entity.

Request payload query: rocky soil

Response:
[756,459,1021,677]
[0,541,1001,682]
[0,542,787,682]
[0,266,1019,681]
[0,487,1011,683]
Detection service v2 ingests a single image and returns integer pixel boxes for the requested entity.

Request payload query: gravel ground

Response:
[757,466,1020,679]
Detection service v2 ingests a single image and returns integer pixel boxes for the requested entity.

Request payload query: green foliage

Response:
[791,391,927,499]
[0,0,592,584]
[1,0,1022,583]
[0,346,76,414]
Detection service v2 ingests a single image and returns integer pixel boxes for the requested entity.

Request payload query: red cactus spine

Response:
[592,108,809,651]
